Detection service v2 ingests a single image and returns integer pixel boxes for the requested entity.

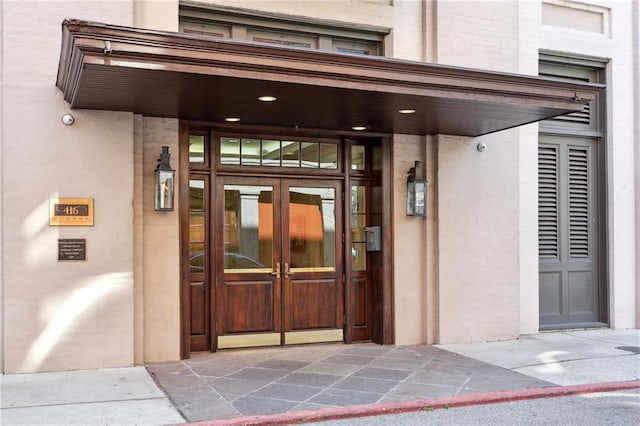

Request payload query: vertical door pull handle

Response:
[284,262,295,278]
[270,262,281,279]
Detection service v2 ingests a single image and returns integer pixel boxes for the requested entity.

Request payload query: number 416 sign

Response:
[49,198,94,226]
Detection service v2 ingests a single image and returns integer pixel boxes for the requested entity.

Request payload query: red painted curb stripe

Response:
[181,380,640,426]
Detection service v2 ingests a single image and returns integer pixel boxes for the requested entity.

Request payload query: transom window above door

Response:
[217,136,339,170]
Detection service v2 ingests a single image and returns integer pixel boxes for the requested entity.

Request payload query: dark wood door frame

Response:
[179,123,394,358]
[213,176,344,348]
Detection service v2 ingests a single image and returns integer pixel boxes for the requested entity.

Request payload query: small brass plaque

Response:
[58,239,86,261]
[50,198,94,226]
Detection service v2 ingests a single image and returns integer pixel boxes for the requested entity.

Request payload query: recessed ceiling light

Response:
[399,109,416,114]
[258,95,277,102]
[352,126,367,131]
[225,117,241,122]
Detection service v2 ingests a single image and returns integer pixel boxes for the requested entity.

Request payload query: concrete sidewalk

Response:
[0,367,184,425]
[0,329,638,425]
[438,329,640,385]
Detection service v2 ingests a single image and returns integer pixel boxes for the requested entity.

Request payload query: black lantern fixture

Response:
[154,146,175,211]
[406,160,426,216]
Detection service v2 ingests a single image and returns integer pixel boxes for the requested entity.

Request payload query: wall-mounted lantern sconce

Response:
[154,146,175,211]
[406,160,426,216]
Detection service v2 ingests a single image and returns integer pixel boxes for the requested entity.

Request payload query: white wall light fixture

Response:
[61,114,75,126]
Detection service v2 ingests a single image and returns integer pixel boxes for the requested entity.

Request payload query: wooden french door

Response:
[215,176,344,349]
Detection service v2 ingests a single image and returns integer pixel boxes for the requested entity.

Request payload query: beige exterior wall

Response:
[1,0,134,373]
[436,133,521,343]
[635,0,640,330]
[134,0,179,31]
[429,1,528,343]
[129,1,181,364]
[392,135,427,345]
[517,1,542,336]
[139,118,181,362]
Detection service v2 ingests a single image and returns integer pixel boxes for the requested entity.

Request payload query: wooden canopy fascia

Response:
[56,19,604,136]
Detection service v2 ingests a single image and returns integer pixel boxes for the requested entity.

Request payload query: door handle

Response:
[270,262,281,279]
[284,262,295,278]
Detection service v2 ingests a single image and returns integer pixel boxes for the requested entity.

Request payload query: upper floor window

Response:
[179,2,388,56]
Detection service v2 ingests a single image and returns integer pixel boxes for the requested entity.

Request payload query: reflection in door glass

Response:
[224,185,273,272]
[351,185,366,271]
[241,139,261,165]
[301,142,319,168]
[220,137,240,165]
[289,187,336,271]
[189,135,205,163]
[282,141,300,167]
[319,144,338,169]
[351,145,365,171]
[190,179,206,274]
[262,140,281,167]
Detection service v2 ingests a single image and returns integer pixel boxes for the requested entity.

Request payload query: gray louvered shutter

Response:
[551,103,591,126]
[538,145,560,259]
[568,147,590,258]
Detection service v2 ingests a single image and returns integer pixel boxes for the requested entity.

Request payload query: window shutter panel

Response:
[538,146,560,259]
[568,147,590,258]
[551,102,591,126]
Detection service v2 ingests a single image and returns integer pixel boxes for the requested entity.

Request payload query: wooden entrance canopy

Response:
[56,20,603,136]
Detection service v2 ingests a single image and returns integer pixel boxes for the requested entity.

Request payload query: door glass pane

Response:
[282,141,300,167]
[220,137,240,165]
[190,179,206,274]
[351,185,367,271]
[352,242,366,271]
[351,185,366,214]
[289,187,336,271]
[319,143,338,169]
[190,241,205,273]
[241,138,261,166]
[301,142,319,168]
[351,145,365,171]
[189,135,205,163]
[372,146,382,171]
[224,185,273,272]
[262,139,281,166]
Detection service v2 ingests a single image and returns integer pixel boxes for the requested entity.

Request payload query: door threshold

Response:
[218,333,280,349]
[285,329,344,345]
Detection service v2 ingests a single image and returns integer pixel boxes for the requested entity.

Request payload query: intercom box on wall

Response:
[364,226,382,251]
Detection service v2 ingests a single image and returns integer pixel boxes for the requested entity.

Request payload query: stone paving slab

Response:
[147,343,552,422]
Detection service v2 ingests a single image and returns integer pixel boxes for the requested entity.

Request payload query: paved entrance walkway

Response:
[147,343,551,422]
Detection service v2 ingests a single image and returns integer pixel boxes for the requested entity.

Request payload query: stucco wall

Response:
[635,0,640,330]
[437,133,521,343]
[134,0,179,31]
[392,135,427,345]
[1,0,134,373]
[431,1,525,343]
[139,118,181,362]
[517,1,542,336]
